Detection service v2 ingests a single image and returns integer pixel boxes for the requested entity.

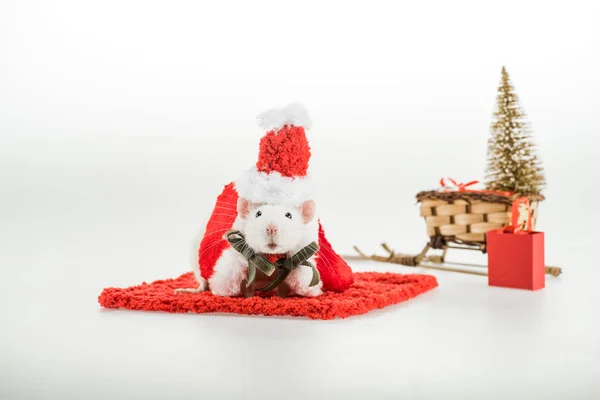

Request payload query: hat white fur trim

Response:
[234,167,313,206]
[257,103,312,132]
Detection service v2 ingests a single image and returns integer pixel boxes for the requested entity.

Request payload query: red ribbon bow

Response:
[439,177,479,192]
[439,177,514,198]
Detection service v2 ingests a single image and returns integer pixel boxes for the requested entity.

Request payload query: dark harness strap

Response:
[225,230,320,292]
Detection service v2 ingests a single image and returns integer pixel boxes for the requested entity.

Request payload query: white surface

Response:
[2,1,600,399]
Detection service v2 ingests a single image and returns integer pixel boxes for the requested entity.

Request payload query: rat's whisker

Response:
[202,227,235,236]
[213,205,238,212]
[206,212,238,218]
[317,244,342,264]
[197,240,227,258]
[197,230,238,257]
[215,194,240,200]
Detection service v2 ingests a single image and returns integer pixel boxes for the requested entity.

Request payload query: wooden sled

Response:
[346,240,562,277]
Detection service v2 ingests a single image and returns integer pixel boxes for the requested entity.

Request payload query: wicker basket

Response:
[416,190,544,250]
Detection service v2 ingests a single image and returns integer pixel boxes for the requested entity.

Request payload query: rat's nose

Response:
[266,224,278,236]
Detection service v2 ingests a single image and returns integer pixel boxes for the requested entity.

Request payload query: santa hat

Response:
[234,103,314,206]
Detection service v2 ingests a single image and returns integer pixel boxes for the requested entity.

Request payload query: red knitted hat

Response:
[234,103,314,206]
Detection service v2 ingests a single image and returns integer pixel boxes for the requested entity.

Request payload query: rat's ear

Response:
[300,200,316,224]
[237,197,251,219]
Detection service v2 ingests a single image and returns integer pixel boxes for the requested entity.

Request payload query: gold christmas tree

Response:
[484,66,545,195]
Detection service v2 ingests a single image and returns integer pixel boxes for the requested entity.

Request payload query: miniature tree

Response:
[484,66,545,195]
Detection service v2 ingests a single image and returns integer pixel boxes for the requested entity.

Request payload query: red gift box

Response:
[486,197,545,290]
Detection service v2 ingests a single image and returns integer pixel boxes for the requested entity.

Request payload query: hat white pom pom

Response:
[257,103,312,132]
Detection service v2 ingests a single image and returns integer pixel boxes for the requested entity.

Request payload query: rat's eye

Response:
[285,212,292,219]
[255,211,262,218]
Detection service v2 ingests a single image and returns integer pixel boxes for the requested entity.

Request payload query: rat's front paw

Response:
[294,284,323,297]
[208,248,248,297]
[284,265,323,297]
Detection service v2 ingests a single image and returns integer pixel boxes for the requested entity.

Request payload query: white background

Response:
[1,1,599,399]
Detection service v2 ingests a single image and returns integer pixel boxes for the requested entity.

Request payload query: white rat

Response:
[177,196,322,297]
[175,103,355,296]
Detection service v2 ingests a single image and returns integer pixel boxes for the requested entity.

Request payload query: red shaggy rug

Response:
[98,272,438,320]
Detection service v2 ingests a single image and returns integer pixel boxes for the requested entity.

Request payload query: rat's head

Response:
[236,197,316,254]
